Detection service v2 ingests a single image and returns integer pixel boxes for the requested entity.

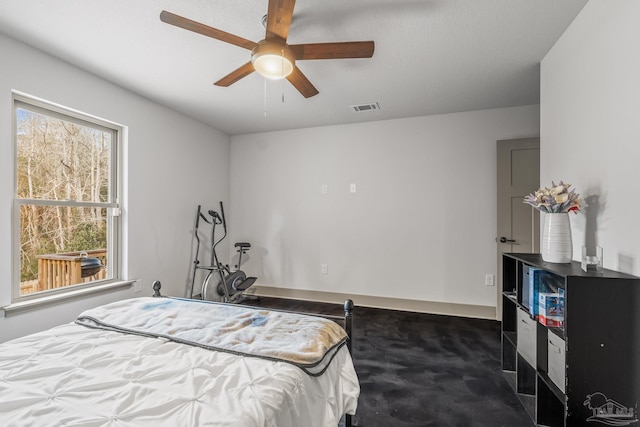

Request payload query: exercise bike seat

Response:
[235,242,251,249]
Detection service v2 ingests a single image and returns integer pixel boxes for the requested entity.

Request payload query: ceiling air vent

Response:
[351,102,380,112]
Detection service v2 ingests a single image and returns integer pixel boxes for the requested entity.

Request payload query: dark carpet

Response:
[242,296,532,427]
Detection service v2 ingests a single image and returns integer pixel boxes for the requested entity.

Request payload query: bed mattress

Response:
[0,299,359,427]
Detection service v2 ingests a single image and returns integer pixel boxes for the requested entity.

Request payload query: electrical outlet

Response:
[321,184,328,195]
[134,279,143,293]
[485,274,495,286]
[321,264,328,275]
[350,183,357,193]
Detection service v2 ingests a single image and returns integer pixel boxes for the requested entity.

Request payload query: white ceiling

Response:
[0,0,588,136]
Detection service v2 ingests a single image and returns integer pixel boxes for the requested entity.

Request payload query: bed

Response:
[0,282,359,426]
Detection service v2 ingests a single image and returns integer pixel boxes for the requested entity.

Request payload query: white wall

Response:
[541,0,640,275]
[230,105,540,311]
[0,34,230,342]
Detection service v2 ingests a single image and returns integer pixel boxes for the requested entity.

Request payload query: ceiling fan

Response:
[160,0,375,98]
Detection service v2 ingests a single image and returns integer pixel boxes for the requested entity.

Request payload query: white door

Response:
[496,138,540,318]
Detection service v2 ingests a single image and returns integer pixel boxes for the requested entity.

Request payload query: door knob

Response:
[499,237,516,243]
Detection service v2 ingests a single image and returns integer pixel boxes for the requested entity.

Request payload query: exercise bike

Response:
[189,202,257,302]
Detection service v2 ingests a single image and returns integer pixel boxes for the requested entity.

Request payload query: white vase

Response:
[541,212,573,263]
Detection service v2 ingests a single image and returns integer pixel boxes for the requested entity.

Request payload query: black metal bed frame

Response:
[151,281,355,427]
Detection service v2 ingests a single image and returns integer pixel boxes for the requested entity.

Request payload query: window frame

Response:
[11,92,124,305]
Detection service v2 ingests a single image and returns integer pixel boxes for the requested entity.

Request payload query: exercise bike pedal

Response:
[235,277,257,291]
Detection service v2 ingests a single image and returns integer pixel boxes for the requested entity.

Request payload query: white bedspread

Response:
[0,299,359,427]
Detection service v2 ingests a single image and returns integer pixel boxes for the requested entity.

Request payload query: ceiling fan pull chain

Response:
[264,78,267,118]
[281,50,285,103]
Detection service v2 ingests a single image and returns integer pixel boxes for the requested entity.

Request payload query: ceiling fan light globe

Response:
[252,53,293,79]
[251,40,295,80]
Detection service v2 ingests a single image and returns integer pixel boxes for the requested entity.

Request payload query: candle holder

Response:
[581,246,603,272]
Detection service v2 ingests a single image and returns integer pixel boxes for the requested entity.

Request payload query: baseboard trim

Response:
[245,285,496,320]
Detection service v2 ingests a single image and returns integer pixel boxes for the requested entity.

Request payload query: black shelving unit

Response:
[501,253,640,427]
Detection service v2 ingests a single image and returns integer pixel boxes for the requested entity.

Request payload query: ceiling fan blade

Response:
[214,62,255,87]
[265,0,296,40]
[289,41,375,60]
[286,67,319,98]
[160,11,257,50]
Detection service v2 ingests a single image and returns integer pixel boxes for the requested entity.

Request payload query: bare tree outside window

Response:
[13,96,121,300]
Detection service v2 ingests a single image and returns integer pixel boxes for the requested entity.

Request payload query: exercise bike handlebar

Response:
[210,202,227,263]
[219,201,227,234]
[195,205,212,226]
[200,212,212,224]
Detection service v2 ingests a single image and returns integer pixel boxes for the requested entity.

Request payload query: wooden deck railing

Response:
[21,249,108,294]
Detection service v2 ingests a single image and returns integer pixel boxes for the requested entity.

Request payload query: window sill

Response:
[1,280,134,316]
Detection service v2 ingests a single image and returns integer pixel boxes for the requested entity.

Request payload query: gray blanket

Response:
[76,297,348,376]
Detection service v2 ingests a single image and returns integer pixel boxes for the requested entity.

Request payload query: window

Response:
[12,93,122,303]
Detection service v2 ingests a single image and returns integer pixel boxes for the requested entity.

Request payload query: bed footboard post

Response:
[152,280,162,297]
[344,299,354,355]
[343,299,354,427]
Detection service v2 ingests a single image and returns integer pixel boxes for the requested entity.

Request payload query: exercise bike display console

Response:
[189,202,257,303]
